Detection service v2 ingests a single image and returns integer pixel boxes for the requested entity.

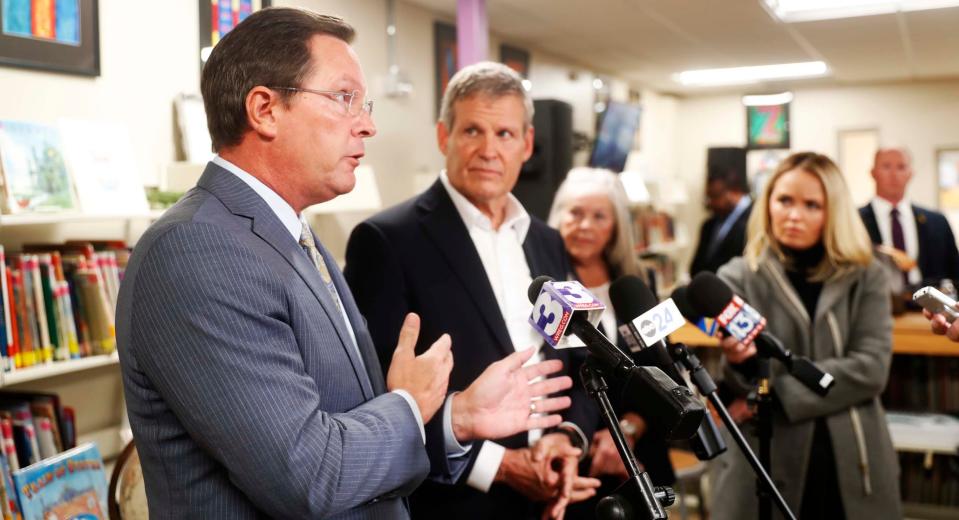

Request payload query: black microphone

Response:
[609,275,727,461]
[686,272,835,396]
[527,276,705,441]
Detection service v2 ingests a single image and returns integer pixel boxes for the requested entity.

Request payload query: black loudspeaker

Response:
[513,99,573,221]
[706,147,747,190]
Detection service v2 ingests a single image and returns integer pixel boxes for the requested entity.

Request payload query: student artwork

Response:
[0,0,100,76]
[500,44,529,78]
[937,147,959,211]
[199,0,271,66]
[0,120,76,214]
[746,102,790,149]
[433,21,457,117]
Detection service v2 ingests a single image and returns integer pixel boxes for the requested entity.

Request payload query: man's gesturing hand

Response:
[451,348,573,442]
[386,313,453,423]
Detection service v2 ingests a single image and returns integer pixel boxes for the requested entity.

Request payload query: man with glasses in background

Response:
[116,8,574,519]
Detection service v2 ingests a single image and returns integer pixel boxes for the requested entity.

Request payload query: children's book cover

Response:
[12,443,107,520]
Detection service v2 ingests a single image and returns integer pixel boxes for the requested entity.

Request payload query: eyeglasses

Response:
[269,86,374,116]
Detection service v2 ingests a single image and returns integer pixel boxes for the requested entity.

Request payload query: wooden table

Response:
[668,312,959,356]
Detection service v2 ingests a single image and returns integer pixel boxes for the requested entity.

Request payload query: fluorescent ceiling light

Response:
[742,92,794,106]
[763,0,959,23]
[674,61,828,86]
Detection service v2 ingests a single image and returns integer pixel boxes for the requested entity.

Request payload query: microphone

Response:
[686,272,835,396]
[527,276,705,440]
[672,286,717,337]
[608,275,727,461]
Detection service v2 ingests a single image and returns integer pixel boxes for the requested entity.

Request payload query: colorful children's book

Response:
[0,120,77,214]
[12,443,107,520]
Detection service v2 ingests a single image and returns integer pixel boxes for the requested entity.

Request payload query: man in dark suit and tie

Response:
[858,147,959,290]
[116,9,574,519]
[344,62,601,519]
[689,167,752,275]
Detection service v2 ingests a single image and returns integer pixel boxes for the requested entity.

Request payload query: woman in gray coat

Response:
[710,152,901,519]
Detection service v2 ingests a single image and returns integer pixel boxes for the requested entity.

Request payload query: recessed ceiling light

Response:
[674,61,828,86]
[742,92,794,106]
[762,0,959,23]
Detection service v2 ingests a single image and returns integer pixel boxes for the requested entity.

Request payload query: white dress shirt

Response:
[213,156,471,454]
[870,197,921,284]
[438,171,545,491]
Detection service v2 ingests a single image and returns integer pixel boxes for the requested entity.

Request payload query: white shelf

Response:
[0,210,164,226]
[1,352,119,386]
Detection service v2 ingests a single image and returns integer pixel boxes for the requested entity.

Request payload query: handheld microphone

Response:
[609,275,727,461]
[686,272,835,396]
[528,276,705,440]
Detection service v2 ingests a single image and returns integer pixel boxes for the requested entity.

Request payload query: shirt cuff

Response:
[392,389,425,444]
[465,441,506,493]
[443,392,472,457]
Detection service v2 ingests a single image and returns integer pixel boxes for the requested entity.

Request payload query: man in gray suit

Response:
[116,8,573,518]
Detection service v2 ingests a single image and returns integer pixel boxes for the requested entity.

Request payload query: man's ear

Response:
[246,86,281,139]
[436,121,450,155]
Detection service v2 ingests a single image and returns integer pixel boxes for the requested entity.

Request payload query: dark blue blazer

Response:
[858,203,959,286]
[344,180,597,519]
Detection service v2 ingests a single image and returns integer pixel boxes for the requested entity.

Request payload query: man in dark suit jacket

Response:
[117,10,572,519]
[689,167,752,275]
[345,62,601,519]
[858,147,959,289]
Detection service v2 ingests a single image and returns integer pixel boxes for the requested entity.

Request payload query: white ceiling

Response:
[402,0,959,95]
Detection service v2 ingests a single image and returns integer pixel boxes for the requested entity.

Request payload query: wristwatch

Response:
[619,418,639,439]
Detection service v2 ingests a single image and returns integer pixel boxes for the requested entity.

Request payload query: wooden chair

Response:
[108,440,148,520]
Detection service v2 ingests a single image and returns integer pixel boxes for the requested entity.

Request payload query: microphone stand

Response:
[666,342,796,520]
[581,356,674,520]
[755,356,774,520]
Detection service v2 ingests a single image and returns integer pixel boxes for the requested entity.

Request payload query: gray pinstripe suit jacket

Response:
[116,163,429,518]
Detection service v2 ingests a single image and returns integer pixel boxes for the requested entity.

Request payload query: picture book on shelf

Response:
[12,443,107,520]
[0,121,76,214]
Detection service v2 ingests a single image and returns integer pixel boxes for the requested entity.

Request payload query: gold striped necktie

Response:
[299,218,342,312]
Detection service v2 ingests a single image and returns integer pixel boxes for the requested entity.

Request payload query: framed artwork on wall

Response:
[746,102,790,149]
[433,21,457,118]
[0,0,99,76]
[937,147,959,211]
[199,0,270,67]
[499,44,529,78]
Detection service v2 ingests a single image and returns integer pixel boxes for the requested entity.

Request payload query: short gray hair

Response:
[439,61,533,130]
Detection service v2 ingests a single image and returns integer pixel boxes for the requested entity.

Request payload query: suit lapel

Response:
[322,241,386,395]
[859,204,882,244]
[522,228,562,363]
[417,181,514,358]
[197,164,375,400]
[912,205,930,275]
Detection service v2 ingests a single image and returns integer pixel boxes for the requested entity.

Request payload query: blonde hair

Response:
[547,167,644,279]
[744,151,873,280]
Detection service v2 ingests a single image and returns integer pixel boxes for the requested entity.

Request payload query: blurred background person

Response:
[689,165,753,276]
[712,152,900,519]
[859,147,959,294]
[547,167,675,518]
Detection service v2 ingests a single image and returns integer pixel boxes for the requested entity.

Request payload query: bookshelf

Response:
[0,212,154,462]
[0,211,163,227]
[0,353,118,387]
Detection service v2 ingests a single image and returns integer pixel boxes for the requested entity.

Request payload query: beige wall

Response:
[0,0,619,260]
[672,79,959,272]
[0,0,200,187]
